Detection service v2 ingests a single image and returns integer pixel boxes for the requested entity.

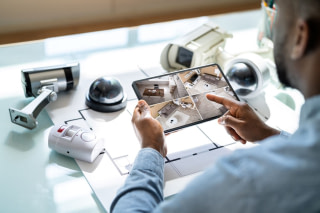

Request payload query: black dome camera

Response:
[86,77,127,112]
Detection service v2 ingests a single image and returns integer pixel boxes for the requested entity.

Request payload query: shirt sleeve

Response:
[110,148,165,213]
[280,130,292,137]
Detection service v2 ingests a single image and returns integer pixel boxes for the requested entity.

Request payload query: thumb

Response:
[218,115,242,130]
[132,100,151,123]
[137,100,151,117]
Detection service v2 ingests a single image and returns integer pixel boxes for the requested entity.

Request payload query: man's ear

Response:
[291,19,309,60]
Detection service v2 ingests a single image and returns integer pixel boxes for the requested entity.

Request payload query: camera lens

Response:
[226,62,258,96]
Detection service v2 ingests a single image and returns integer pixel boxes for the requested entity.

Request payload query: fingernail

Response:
[218,118,226,125]
[138,101,145,107]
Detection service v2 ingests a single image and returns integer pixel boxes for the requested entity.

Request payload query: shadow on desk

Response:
[5,131,39,151]
[49,151,83,174]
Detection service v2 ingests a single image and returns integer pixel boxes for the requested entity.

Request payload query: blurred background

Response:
[0,0,258,44]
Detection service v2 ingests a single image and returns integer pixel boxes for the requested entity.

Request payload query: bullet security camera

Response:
[9,63,80,129]
[160,22,232,72]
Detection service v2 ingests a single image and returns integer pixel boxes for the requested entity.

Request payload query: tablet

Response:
[132,64,239,133]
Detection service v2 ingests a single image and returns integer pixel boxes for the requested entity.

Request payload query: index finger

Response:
[206,94,240,110]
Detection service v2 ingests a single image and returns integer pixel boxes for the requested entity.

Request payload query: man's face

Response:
[273,0,295,88]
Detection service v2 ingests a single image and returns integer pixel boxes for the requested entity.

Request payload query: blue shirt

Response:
[110,95,320,213]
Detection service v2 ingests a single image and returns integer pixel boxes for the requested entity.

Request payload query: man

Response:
[111,0,320,212]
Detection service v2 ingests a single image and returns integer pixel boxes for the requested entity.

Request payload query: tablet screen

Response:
[132,64,239,133]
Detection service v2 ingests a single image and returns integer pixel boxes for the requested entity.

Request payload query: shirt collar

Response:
[299,95,320,125]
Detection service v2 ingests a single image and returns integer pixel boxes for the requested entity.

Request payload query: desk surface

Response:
[0,9,304,213]
[0,80,105,212]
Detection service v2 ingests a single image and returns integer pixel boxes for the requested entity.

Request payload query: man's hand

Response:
[206,94,280,144]
[132,100,167,157]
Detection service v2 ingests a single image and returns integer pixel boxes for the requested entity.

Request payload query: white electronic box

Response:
[48,124,105,163]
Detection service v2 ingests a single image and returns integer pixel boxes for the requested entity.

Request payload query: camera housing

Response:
[160,22,232,72]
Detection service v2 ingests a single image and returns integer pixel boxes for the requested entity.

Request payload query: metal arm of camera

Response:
[9,87,58,129]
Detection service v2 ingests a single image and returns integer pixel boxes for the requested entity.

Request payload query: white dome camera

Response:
[224,53,271,99]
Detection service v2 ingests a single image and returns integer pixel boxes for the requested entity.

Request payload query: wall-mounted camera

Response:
[9,63,80,129]
[160,22,232,72]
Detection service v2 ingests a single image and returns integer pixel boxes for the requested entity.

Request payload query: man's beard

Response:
[273,40,295,88]
[274,55,293,88]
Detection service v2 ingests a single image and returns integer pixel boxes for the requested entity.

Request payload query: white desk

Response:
[0,9,303,213]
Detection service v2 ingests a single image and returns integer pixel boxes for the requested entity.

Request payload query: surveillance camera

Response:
[160,22,232,72]
[9,63,80,129]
